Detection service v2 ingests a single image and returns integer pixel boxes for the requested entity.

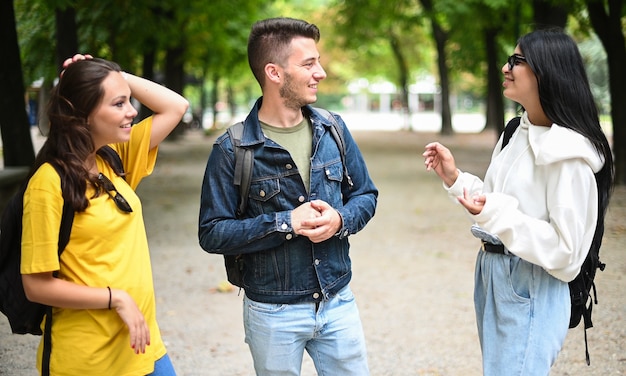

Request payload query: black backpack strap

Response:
[41,306,53,376]
[41,163,75,376]
[224,123,251,290]
[57,194,74,256]
[227,122,253,217]
[49,162,77,256]
[501,116,521,150]
[313,107,353,189]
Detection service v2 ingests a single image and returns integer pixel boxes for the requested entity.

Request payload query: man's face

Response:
[278,37,327,110]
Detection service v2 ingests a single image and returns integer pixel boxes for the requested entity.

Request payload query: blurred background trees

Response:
[1,0,625,182]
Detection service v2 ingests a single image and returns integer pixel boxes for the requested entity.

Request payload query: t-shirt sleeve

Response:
[21,164,64,274]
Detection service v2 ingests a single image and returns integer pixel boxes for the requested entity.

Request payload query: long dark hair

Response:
[518,28,614,253]
[32,58,122,211]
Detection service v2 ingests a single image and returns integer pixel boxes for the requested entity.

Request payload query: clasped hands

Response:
[291,200,342,243]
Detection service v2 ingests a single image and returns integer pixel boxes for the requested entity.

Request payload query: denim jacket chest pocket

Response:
[310,160,344,207]
[249,179,280,202]
[248,178,281,214]
[321,162,343,182]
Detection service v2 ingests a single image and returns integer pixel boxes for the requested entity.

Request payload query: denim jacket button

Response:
[286,233,293,240]
[314,259,320,265]
[259,190,266,197]
[298,196,305,203]
[280,223,288,230]
[286,163,293,169]
[313,292,320,299]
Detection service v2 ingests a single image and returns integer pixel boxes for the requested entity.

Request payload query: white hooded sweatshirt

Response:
[446,112,604,282]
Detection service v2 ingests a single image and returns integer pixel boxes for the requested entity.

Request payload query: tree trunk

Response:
[138,50,156,122]
[389,33,412,130]
[210,73,220,130]
[588,0,626,185]
[0,0,34,167]
[432,22,452,135]
[165,46,186,139]
[199,68,208,128]
[55,7,78,73]
[533,0,569,28]
[419,0,452,135]
[227,83,236,120]
[484,28,504,134]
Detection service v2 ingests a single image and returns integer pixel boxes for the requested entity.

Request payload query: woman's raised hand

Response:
[423,142,459,187]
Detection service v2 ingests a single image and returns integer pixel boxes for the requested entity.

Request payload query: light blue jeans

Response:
[146,353,176,376]
[474,249,570,376]
[243,285,369,376]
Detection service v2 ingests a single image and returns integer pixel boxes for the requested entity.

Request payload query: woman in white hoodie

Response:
[423,29,614,375]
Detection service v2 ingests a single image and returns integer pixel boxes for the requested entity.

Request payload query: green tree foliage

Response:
[332,0,512,133]
[15,0,57,83]
[331,0,432,129]
[6,0,625,182]
[183,0,269,125]
[584,0,626,184]
[15,0,271,128]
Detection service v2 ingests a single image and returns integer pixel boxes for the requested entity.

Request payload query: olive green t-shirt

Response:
[261,117,312,191]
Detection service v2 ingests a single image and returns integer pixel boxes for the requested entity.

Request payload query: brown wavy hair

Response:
[32,58,123,211]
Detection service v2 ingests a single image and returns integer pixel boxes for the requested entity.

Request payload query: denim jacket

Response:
[198,98,378,304]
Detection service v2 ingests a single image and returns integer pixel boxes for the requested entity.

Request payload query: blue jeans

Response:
[474,250,570,376]
[243,285,369,376]
[146,353,176,376]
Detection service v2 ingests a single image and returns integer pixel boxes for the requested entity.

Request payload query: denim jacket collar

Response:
[240,97,333,147]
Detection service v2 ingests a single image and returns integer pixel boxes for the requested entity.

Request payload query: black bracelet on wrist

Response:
[106,286,112,310]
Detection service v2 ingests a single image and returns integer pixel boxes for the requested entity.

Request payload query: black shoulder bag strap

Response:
[501,116,521,150]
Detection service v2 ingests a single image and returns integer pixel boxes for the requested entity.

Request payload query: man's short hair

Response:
[247,17,320,87]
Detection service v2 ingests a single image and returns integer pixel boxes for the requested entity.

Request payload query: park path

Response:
[1,128,624,375]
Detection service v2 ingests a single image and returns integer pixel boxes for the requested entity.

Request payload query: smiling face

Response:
[501,46,540,110]
[277,37,327,110]
[87,72,137,148]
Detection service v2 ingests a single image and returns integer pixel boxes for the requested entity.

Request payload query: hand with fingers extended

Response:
[109,288,151,354]
[423,142,459,187]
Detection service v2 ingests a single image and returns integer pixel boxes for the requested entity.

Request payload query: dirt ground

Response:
[0,128,624,375]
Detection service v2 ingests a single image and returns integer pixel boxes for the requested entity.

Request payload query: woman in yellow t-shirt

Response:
[20,55,188,375]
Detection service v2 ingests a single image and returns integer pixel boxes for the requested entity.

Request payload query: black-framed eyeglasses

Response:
[98,173,133,213]
[507,54,527,71]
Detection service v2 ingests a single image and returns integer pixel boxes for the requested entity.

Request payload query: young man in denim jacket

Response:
[198,17,378,376]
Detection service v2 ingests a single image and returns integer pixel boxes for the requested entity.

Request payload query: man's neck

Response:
[258,101,305,128]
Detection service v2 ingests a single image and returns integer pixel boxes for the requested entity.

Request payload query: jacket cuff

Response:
[276,211,295,240]
[334,211,349,239]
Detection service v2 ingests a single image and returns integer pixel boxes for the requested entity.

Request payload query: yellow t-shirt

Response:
[21,118,166,376]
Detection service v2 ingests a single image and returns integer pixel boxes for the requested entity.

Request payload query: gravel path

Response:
[1,128,624,375]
